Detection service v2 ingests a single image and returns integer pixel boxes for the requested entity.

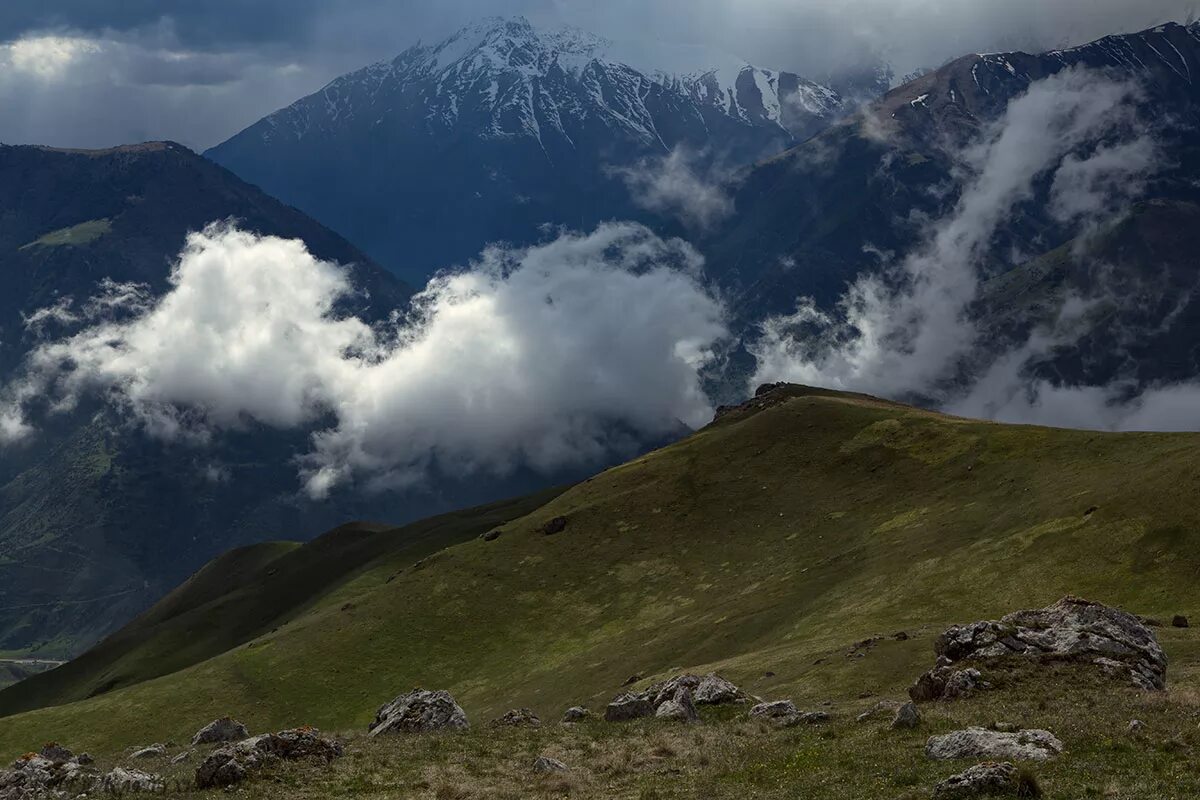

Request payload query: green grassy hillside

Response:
[3,385,1200,793]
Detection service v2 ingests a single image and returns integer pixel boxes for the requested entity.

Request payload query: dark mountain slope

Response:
[0,488,561,718]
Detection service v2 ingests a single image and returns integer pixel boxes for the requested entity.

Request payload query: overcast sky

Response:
[0,0,1193,150]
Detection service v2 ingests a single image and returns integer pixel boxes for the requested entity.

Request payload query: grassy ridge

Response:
[2,386,1198,761]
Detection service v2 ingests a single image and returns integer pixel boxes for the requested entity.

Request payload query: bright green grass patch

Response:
[20,218,112,249]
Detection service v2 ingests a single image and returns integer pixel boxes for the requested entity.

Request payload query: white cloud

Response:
[4,35,100,79]
[748,67,1200,432]
[2,222,727,497]
[615,148,735,231]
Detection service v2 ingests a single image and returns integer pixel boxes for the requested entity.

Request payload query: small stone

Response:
[130,744,167,759]
[560,706,590,724]
[1128,719,1145,735]
[171,750,193,764]
[74,752,94,766]
[890,702,921,730]
[490,708,541,728]
[541,516,568,536]
[532,755,569,773]
[856,699,902,723]
[481,530,502,541]
[1173,615,1189,628]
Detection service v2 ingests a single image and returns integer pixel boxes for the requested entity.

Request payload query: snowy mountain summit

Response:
[208,17,844,282]
[246,16,841,155]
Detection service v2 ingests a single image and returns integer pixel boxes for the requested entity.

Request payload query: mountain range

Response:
[205,17,845,284]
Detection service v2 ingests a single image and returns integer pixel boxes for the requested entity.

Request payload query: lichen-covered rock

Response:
[604,693,656,722]
[99,766,164,793]
[694,674,744,704]
[929,596,1166,691]
[0,752,99,800]
[891,702,921,729]
[532,755,569,773]
[369,689,469,736]
[490,708,541,728]
[750,701,827,727]
[192,716,250,746]
[933,762,1022,798]
[655,688,700,723]
[561,706,590,724]
[195,727,343,789]
[926,727,1063,762]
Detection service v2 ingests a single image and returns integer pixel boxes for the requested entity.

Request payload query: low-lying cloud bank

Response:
[751,66,1200,431]
[1,222,726,497]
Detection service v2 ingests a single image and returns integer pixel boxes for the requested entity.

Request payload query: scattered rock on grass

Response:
[932,761,1022,798]
[926,727,1063,762]
[532,756,569,773]
[195,727,343,789]
[1173,615,1189,628]
[130,744,166,759]
[561,706,590,724]
[36,744,72,764]
[605,672,745,722]
[369,689,469,736]
[891,702,921,730]
[192,717,249,746]
[1127,719,1145,735]
[856,699,903,723]
[481,529,502,541]
[749,700,827,727]
[490,708,541,728]
[910,665,989,702]
[0,753,97,798]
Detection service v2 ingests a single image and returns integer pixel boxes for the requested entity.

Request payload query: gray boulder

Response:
[490,708,541,728]
[933,762,1022,798]
[909,664,989,703]
[891,702,921,730]
[192,716,250,746]
[929,596,1166,691]
[0,753,98,799]
[605,693,656,722]
[369,689,469,736]
[195,727,343,789]
[750,701,827,727]
[855,699,903,723]
[532,756,570,773]
[655,688,700,723]
[926,727,1063,762]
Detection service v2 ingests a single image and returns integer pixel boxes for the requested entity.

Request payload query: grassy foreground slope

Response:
[3,385,1200,759]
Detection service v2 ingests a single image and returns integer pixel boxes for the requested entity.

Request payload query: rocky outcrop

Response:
[34,745,71,765]
[369,689,469,736]
[192,717,250,746]
[0,754,96,800]
[926,727,1063,762]
[655,688,700,723]
[490,708,541,728]
[926,596,1166,691]
[195,727,343,789]
[749,700,828,728]
[605,672,745,722]
[932,762,1022,798]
